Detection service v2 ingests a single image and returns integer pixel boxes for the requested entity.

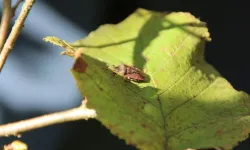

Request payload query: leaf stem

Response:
[0,101,97,137]
[0,0,35,72]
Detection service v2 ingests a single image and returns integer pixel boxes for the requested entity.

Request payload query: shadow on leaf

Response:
[72,10,208,70]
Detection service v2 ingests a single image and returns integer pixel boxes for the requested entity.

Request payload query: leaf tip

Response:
[43,36,59,42]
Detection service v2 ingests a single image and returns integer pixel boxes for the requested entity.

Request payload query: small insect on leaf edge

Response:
[109,64,146,82]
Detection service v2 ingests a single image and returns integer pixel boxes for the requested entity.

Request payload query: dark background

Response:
[0,0,250,150]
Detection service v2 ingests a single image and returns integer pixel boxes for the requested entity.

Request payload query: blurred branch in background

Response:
[0,0,12,52]
[0,0,34,72]
[0,0,23,52]
[0,99,96,137]
[11,0,24,17]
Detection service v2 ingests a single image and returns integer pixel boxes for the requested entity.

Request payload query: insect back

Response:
[108,64,146,82]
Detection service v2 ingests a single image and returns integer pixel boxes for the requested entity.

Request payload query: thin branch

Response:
[0,0,12,52]
[0,100,97,137]
[0,0,23,53]
[11,0,24,18]
[0,0,35,72]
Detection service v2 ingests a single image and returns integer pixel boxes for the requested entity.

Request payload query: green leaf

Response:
[44,8,250,150]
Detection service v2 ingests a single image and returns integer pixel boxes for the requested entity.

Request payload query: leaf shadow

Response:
[72,10,208,71]
[133,11,208,69]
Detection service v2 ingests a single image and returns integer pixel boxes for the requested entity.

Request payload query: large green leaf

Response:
[44,8,250,150]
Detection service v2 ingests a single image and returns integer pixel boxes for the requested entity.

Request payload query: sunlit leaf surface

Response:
[44,8,250,150]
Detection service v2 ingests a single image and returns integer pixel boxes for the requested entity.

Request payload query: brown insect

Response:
[109,64,146,82]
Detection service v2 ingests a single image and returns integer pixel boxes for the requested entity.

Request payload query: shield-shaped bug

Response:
[108,64,146,82]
